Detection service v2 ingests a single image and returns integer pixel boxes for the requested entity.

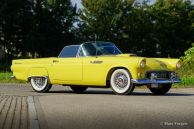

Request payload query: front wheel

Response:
[30,77,52,93]
[148,84,172,95]
[70,86,87,94]
[110,69,135,95]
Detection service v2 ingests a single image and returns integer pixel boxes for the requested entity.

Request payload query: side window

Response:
[82,43,97,56]
[58,46,79,58]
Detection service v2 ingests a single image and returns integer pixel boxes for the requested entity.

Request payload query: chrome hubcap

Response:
[33,77,46,88]
[114,73,128,89]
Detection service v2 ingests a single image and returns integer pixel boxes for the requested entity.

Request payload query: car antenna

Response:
[95,34,98,57]
[95,34,97,43]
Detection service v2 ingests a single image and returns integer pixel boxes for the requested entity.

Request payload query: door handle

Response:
[53,60,59,63]
[90,60,103,64]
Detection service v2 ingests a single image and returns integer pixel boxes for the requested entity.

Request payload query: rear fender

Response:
[27,68,48,81]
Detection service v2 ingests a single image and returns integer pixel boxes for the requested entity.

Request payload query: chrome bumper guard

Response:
[132,78,181,84]
[10,75,15,80]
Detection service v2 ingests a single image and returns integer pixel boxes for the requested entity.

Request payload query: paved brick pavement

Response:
[0,96,28,129]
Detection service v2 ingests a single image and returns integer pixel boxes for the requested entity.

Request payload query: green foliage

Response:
[0,0,194,72]
[79,0,138,52]
[182,43,194,63]
[80,0,194,57]
[0,0,77,59]
[150,0,194,57]
[0,72,12,81]
[0,72,25,83]
[176,43,194,87]
[174,75,194,87]
[28,0,78,57]
[179,43,194,75]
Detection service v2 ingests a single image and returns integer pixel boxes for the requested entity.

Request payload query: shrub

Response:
[180,43,194,76]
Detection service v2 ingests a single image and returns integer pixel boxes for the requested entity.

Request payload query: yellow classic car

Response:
[11,41,181,95]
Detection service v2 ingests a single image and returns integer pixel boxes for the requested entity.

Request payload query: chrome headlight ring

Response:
[176,61,181,69]
[140,59,146,68]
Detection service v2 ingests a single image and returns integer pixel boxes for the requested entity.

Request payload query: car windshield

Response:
[82,42,122,56]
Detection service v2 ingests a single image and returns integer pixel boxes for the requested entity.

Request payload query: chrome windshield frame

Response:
[59,42,122,58]
[79,41,122,57]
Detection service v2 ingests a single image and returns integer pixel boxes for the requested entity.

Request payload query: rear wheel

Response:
[148,84,172,95]
[110,69,135,95]
[70,86,87,94]
[30,77,52,93]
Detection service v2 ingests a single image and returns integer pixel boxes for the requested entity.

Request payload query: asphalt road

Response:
[0,84,194,129]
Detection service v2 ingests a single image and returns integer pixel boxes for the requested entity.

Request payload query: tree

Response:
[28,0,77,57]
[79,0,194,57]
[0,0,78,59]
[79,0,136,52]
[0,0,33,59]
[180,43,194,75]
[150,0,194,57]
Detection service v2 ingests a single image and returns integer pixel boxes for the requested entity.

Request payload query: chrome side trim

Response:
[90,60,103,64]
[131,78,181,84]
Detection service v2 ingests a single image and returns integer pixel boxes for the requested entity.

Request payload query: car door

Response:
[49,45,82,81]
[51,57,82,81]
[82,56,108,86]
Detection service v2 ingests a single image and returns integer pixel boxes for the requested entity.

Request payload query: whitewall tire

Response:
[30,77,52,93]
[110,69,134,95]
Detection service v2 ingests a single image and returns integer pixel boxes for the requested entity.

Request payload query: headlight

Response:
[140,59,146,68]
[176,61,181,69]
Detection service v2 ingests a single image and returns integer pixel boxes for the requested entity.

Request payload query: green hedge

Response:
[174,75,194,87]
[0,72,25,83]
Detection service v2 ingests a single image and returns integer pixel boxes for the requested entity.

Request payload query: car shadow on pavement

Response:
[48,90,114,95]
[132,92,194,96]
[47,90,194,96]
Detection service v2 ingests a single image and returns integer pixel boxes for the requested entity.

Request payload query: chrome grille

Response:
[145,71,171,79]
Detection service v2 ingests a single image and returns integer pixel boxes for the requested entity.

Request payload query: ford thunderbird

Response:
[11,41,181,95]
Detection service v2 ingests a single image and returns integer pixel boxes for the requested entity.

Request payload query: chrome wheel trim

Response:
[111,69,131,94]
[114,73,128,88]
[31,77,48,91]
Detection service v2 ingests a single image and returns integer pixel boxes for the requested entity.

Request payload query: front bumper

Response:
[132,78,181,84]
